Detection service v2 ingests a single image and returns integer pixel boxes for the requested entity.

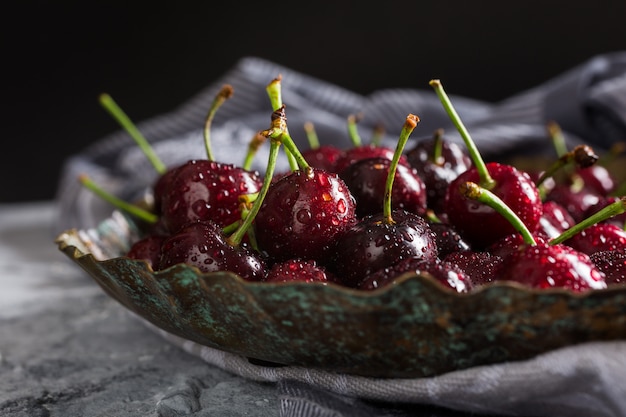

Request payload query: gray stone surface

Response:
[0,202,280,416]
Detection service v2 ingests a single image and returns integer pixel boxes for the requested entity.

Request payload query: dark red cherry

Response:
[443,250,504,286]
[537,201,576,239]
[501,241,607,291]
[590,250,626,285]
[573,165,616,196]
[301,145,343,173]
[334,144,409,174]
[158,220,266,281]
[428,80,543,250]
[330,209,439,287]
[254,167,357,263]
[339,157,427,218]
[427,221,471,258]
[584,196,626,228]
[358,256,472,293]
[265,258,335,283]
[126,234,167,270]
[545,182,602,223]
[405,129,472,214]
[159,160,263,234]
[445,162,543,249]
[563,223,626,255]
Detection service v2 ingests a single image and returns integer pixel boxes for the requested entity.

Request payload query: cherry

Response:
[584,195,626,228]
[548,197,626,255]
[590,249,626,285]
[158,220,266,281]
[358,256,472,293]
[405,128,472,215]
[254,166,357,262]
[265,258,336,283]
[430,80,543,249]
[300,121,343,173]
[126,234,167,269]
[537,200,576,239]
[427,220,471,258]
[462,181,607,291]
[253,82,358,263]
[339,157,427,218]
[159,160,263,234]
[155,85,263,234]
[443,250,504,287]
[329,115,439,287]
[563,223,626,255]
[333,113,409,174]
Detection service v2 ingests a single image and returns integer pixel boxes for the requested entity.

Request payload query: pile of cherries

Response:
[90,77,626,293]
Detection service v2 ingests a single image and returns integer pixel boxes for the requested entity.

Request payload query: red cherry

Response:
[339,157,427,218]
[443,250,504,287]
[502,241,607,291]
[445,162,543,249]
[265,258,335,283]
[429,80,543,249]
[590,250,626,286]
[126,234,167,270]
[330,209,439,287]
[158,220,266,281]
[537,201,576,239]
[159,160,263,234]
[254,167,357,263]
[405,129,472,214]
[358,256,472,293]
[563,223,626,255]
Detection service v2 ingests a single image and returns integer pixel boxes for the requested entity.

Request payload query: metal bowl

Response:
[55,209,626,378]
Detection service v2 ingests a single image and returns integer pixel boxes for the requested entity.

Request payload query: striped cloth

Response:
[55,53,626,417]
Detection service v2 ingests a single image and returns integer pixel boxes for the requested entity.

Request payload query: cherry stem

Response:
[304,121,320,149]
[243,131,267,170]
[535,145,599,187]
[347,114,363,147]
[549,197,626,245]
[431,128,445,165]
[383,114,420,223]
[266,76,298,171]
[78,174,158,224]
[203,84,234,161]
[99,93,166,175]
[546,121,568,158]
[227,138,281,246]
[461,181,537,246]
[371,123,385,146]
[429,79,495,190]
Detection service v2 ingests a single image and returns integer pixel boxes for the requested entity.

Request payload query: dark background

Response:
[3,1,625,203]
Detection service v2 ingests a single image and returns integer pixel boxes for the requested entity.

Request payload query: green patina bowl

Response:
[55,207,626,378]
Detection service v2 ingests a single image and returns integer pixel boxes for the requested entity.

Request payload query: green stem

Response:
[203,84,234,161]
[546,121,568,158]
[304,121,320,149]
[347,114,363,147]
[461,181,537,246]
[431,128,445,165]
[266,76,298,171]
[383,114,420,223]
[371,123,385,146]
[99,93,166,175]
[227,139,281,246]
[242,131,267,170]
[429,79,495,189]
[549,197,626,245]
[78,174,158,224]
